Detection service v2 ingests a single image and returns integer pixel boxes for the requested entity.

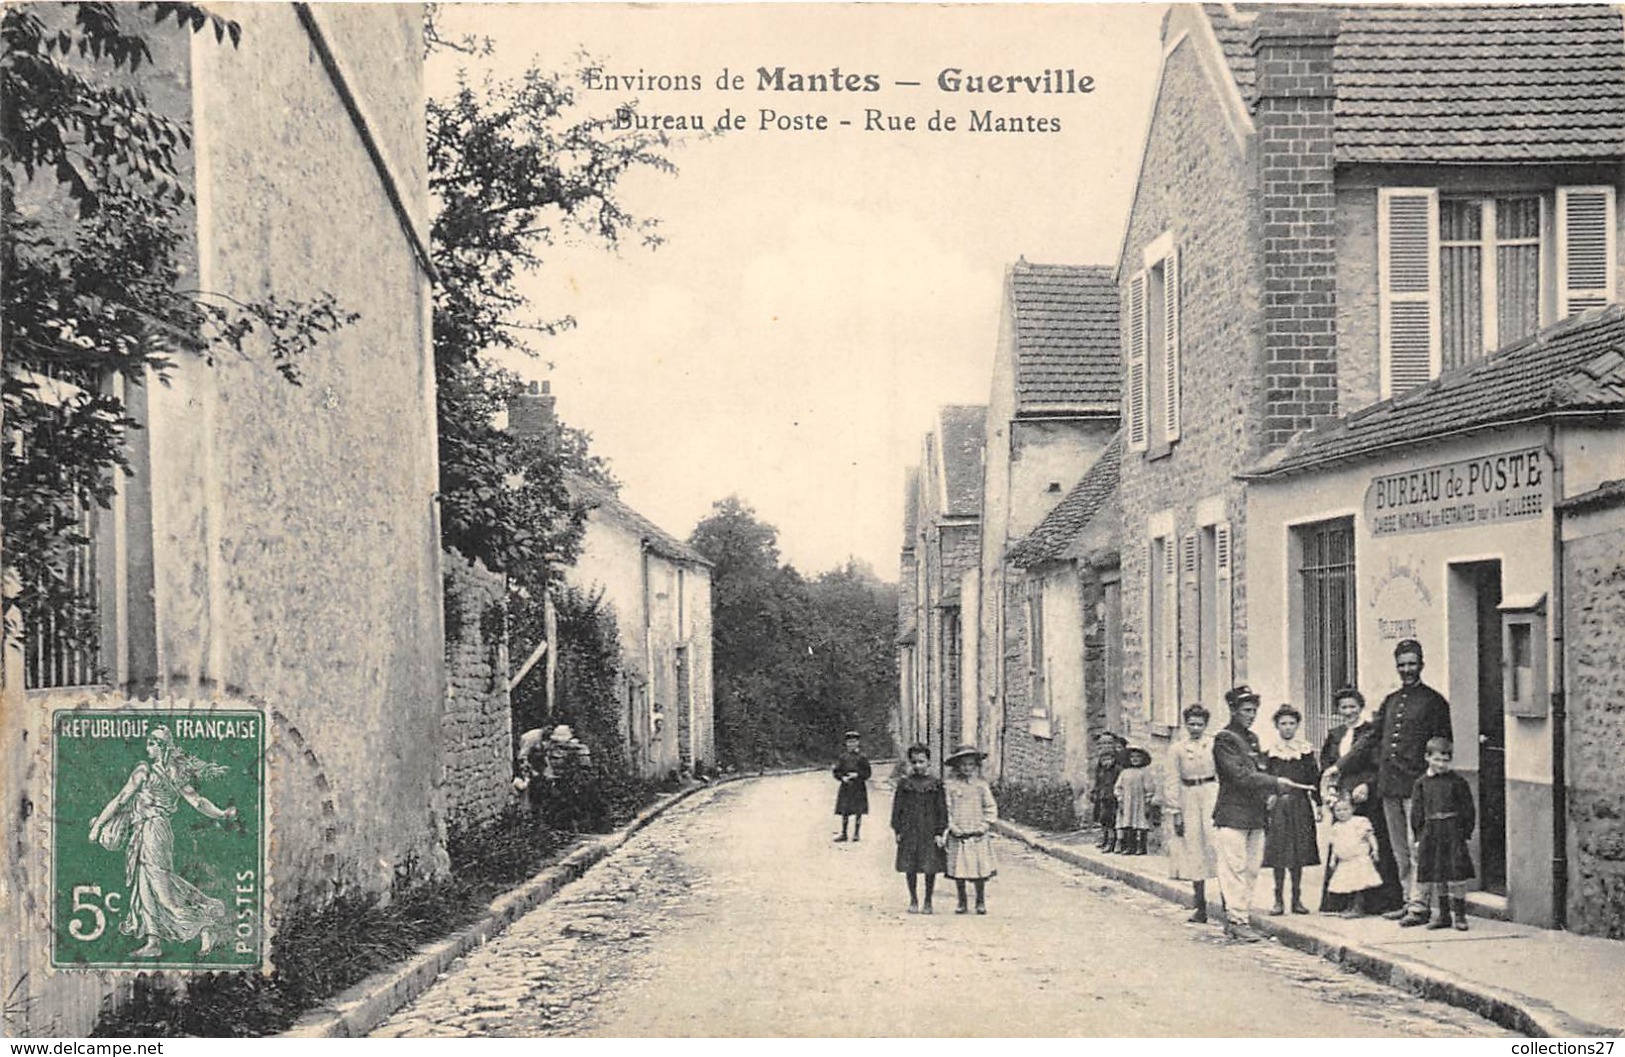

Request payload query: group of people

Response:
[832,732,1000,916]
[1149,638,1474,942]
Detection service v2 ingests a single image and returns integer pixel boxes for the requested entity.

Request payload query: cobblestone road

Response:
[373,771,1515,1037]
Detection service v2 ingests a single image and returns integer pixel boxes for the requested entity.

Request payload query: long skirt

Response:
[124,815,228,943]
[945,832,997,880]
[1166,780,1220,881]
[1262,791,1321,869]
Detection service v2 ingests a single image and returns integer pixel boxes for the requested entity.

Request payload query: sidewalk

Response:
[993,819,1624,1038]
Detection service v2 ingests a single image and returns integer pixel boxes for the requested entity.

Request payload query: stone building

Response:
[1114,3,1625,750]
[897,406,985,768]
[974,262,1119,779]
[1001,433,1123,804]
[1114,3,1624,932]
[563,476,715,780]
[2,5,443,1034]
[1246,309,1625,929]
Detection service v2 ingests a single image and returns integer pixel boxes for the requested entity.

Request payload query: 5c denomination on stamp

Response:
[51,706,267,971]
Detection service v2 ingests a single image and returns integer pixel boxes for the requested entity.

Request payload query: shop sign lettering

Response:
[1364,447,1548,538]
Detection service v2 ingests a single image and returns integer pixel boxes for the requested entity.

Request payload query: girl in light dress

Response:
[1164,704,1220,923]
[1324,795,1384,916]
[942,744,998,915]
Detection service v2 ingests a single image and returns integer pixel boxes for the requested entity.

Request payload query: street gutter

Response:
[283,766,820,1038]
[991,819,1621,1039]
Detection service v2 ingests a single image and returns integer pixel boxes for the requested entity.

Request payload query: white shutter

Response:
[1214,521,1233,690]
[1128,271,1148,452]
[1379,187,1440,398]
[1164,248,1182,442]
[1160,535,1180,725]
[1558,186,1617,316]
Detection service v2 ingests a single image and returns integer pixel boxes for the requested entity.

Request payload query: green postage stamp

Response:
[51,707,267,971]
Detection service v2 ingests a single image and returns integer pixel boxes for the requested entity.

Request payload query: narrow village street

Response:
[373,772,1513,1037]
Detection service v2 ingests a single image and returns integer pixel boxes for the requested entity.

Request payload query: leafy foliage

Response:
[991,779,1081,832]
[689,497,897,769]
[1,4,355,656]
[426,45,673,579]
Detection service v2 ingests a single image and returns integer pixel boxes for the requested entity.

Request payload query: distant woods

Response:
[689,497,898,769]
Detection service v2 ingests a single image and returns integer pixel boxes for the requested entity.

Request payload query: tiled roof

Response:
[1010,262,1121,412]
[1204,5,1625,163]
[939,405,987,519]
[567,475,711,567]
[1558,478,1625,514]
[1009,433,1123,568]
[1245,306,1625,479]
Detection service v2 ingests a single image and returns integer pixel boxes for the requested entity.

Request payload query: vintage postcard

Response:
[2,0,1623,1040]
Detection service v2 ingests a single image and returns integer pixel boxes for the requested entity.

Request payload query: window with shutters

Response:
[1128,238,1180,453]
[1295,517,1356,746]
[1381,185,1616,399]
[1146,534,1179,726]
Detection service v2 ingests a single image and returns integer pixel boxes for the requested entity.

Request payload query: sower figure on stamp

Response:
[891,743,948,914]
[1211,686,1304,943]
[832,730,871,842]
[1331,639,1453,926]
[88,726,235,959]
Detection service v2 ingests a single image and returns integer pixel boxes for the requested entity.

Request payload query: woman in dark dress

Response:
[1262,704,1321,914]
[1319,689,1404,914]
[832,731,871,841]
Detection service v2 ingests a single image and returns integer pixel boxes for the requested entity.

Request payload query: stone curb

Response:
[282,767,816,1038]
[992,819,1621,1039]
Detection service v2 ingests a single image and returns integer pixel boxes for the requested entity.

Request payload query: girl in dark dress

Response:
[1410,736,1476,931]
[1318,689,1404,915]
[891,744,948,913]
[1262,704,1321,915]
[832,731,871,842]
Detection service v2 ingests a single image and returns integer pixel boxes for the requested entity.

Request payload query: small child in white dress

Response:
[1324,796,1382,917]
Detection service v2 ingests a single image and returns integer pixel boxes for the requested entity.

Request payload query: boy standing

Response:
[832,731,871,842]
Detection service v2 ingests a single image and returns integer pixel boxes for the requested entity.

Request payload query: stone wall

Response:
[441,551,513,832]
[1564,512,1625,938]
[1116,27,1262,765]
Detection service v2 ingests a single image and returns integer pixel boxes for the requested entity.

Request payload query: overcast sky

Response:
[428,3,1165,578]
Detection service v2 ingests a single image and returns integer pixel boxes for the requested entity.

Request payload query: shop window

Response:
[1295,517,1357,744]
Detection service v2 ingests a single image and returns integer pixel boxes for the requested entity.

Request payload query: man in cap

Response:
[1332,639,1453,925]
[1212,685,1301,942]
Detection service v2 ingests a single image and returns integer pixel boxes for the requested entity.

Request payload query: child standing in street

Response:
[1263,704,1322,914]
[1410,737,1476,931]
[1324,794,1383,917]
[1113,747,1158,855]
[1092,732,1125,852]
[1164,704,1220,922]
[891,744,948,914]
[942,744,998,914]
[832,731,871,842]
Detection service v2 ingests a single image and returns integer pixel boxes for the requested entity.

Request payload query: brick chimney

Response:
[507,379,557,440]
[1251,7,1340,448]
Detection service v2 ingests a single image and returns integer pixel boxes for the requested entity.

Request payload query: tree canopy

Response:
[689,497,897,768]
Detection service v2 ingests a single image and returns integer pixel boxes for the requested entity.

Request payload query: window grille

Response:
[1298,519,1356,745]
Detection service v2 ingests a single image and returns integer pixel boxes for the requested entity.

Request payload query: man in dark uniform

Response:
[1333,639,1453,926]
[1212,685,1299,942]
